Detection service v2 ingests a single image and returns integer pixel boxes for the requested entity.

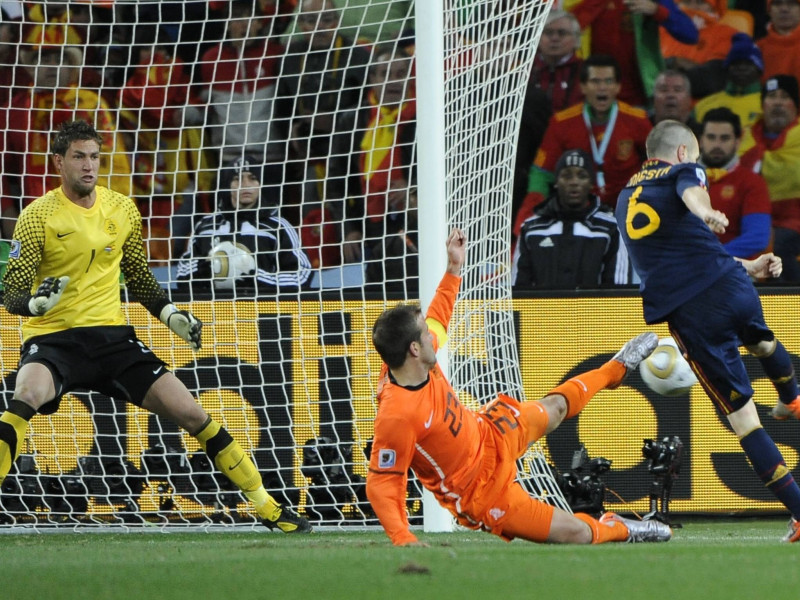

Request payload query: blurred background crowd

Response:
[0,0,798,292]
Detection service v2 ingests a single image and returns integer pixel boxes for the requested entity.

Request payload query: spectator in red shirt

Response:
[347,47,417,273]
[699,107,772,259]
[739,75,800,281]
[197,0,286,165]
[0,45,130,238]
[520,55,651,231]
[570,0,697,107]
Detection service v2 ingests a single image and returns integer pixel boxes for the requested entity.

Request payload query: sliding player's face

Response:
[415,315,437,369]
[55,139,100,198]
[700,121,739,168]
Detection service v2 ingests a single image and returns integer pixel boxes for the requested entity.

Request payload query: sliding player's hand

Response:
[160,304,203,351]
[446,228,466,276]
[28,276,70,316]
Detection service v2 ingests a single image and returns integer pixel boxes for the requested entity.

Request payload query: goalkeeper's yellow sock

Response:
[194,418,281,521]
[549,361,624,420]
[0,401,36,485]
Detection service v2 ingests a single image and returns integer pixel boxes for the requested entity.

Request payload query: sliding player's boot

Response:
[600,512,672,543]
[608,332,659,388]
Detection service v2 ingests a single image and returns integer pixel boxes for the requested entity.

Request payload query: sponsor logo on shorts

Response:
[28,344,39,355]
[378,449,396,469]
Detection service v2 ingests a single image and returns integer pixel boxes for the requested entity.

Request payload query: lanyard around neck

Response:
[582,102,618,189]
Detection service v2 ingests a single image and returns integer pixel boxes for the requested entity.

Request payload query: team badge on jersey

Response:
[378,449,396,469]
[9,240,21,259]
[616,139,634,161]
[104,219,118,237]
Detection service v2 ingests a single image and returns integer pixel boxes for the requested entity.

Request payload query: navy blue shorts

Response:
[18,325,169,415]
[667,266,773,414]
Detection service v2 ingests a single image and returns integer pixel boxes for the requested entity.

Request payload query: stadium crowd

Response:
[0,0,799,290]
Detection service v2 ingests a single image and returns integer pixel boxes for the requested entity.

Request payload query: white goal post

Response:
[0,0,567,531]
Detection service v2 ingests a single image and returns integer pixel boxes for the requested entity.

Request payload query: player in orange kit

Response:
[366,228,672,546]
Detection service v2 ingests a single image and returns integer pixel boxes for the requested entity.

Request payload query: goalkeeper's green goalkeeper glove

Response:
[160,304,203,351]
[28,276,70,316]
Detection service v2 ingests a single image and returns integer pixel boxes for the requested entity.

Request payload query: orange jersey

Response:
[366,273,521,544]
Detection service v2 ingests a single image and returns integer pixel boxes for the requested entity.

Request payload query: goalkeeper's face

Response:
[54,139,100,199]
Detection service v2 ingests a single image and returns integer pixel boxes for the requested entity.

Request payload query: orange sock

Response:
[549,361,625,419]
[574,512,629,544]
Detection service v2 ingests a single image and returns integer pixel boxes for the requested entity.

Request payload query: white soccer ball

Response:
[639,337,698,396]
[208,241,256,289]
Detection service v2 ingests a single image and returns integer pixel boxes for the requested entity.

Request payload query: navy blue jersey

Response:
[616,159,739,324]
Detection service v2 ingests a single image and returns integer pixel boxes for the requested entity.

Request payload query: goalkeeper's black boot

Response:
[262,505,313,533]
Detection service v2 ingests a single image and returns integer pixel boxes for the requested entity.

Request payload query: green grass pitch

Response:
[1,519,798,600]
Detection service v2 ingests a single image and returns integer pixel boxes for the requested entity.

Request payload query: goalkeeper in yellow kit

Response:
[0,120,311,533]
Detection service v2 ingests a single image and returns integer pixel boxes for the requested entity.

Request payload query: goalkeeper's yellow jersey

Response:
[3,185,166,342]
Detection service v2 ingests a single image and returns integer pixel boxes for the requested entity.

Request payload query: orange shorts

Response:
[454,395,555,542]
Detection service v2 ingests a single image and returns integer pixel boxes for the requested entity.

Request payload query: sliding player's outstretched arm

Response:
[425,229,467,347]
[366,413,422,546]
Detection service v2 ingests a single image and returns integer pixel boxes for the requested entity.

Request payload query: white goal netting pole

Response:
[435,0,570,512]
[415,0,454,533]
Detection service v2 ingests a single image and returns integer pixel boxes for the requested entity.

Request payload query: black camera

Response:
[0,454,45,519]
[78,455,143,516]
[301,437,369,522]
[641,436,683,526]
[186,452,241,516]
[642,437,683,476]
[556,445,612,517]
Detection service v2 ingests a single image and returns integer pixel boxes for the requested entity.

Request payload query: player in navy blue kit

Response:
[616,119,800,543]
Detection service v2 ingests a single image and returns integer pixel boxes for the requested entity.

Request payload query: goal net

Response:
[0,0,565,530]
